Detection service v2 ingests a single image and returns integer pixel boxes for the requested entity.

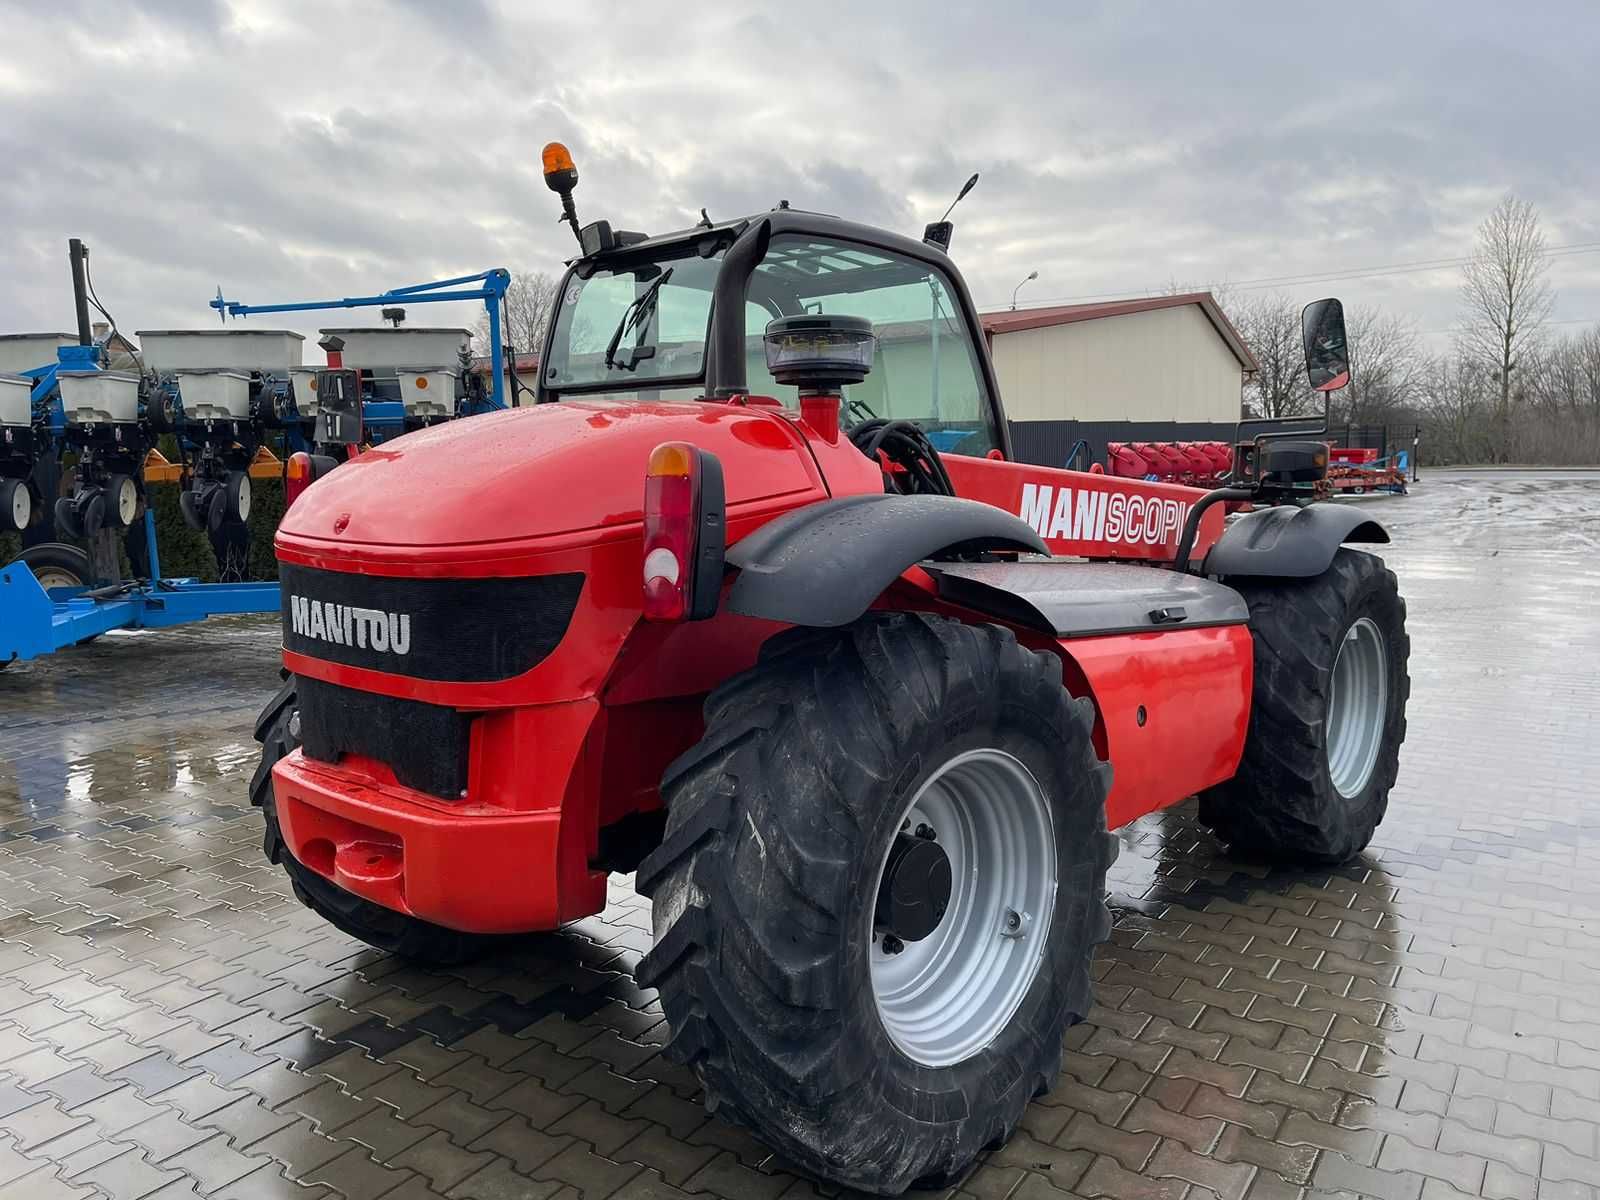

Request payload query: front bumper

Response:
[270,697,607,933]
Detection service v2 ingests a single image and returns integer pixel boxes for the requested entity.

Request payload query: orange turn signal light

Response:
[647,441,695,478]
[542,142,575,177]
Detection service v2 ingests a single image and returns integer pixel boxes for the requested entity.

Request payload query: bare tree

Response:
[1418,354,1494,464]
[1459,196,1554,460]
[476,270,560,359]
[1519,326,1600,462]
[1339,307,1423,427]
[1230,292,1315,419]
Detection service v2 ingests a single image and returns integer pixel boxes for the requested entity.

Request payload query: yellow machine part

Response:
[141,446,282,485]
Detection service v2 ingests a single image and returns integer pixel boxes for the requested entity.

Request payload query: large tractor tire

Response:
[0,544,98,668]
[1200,548,1409,863]
[636,613,1115,1194]
[15,542,93,589]
[250,676,504,966]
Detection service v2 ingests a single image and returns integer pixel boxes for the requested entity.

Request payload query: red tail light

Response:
[285,451,338,510]
[285,452,314,509]
[642,442,725,621]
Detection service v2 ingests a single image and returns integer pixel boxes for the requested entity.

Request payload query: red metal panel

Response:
[1062,626,1253,829]
[942,453,1226,562]
[276,400,828,550]
[271,696,608,932]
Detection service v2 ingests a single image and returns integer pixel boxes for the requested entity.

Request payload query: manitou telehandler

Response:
[252,143,1408,1194]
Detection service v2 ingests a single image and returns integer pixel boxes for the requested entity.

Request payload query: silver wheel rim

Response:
[236,474,252,521]
[1327,617,1388,799]
[9,484,28,530]
[116,479,137,525]
[33,566,82,590]
[869,748,1057,1068]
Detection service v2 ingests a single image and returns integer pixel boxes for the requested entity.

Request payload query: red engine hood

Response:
[277,400,826,551]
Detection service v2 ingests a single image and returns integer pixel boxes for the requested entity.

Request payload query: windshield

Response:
[543,250,723,391]
[541,231,998,455]
[744,235,997,454]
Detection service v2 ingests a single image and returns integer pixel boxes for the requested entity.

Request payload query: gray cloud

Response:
[1,0,1596,353]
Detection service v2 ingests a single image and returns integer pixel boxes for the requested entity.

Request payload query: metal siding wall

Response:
[989,305,1245,426]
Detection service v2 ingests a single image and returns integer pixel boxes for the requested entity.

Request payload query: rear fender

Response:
[726,493,1048,627]
[1203,502,1388,579]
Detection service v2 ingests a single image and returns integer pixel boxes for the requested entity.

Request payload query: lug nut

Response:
[881,934,904,955]
[914,823,937,841]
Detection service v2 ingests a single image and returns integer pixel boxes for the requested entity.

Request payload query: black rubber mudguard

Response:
[727,493,1048,627]
[1203,502,1388,579]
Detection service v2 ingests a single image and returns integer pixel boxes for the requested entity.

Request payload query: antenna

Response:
[941,173,979,222]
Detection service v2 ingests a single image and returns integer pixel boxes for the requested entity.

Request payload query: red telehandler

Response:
[252,144,1408,1193]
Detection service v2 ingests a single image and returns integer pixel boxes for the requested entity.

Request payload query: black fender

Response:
[1203,502,1389,579]
[727,493,1049,627]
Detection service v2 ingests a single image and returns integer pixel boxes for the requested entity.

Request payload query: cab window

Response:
[743,236,999,456]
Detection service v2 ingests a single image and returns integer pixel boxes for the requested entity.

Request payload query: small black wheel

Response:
[178,487,204,530]
[1199,548,1410,863]
[0,478,30,532]
[13,542,93,590]
[637,613,1115,1194]
[78,489,107,538]
[206,481,229,532]
[226,470,252,523]
[54,495,83,540]
[106,474,139,529]
[148,391,178,434]
[250,677,506,966]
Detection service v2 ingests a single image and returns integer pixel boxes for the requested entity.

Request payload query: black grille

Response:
[280,563,584,682]
[297,677,470,800]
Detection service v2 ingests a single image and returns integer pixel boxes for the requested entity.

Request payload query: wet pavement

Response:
[2,466,1599,1200]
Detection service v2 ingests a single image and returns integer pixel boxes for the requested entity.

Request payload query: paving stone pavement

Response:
[2,466,1599,1200]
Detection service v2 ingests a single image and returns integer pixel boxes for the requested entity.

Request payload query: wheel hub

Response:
[869,748,1058,1068]
[874,830,951,944]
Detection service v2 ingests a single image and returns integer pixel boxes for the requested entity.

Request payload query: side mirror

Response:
[1301,297,1350,392]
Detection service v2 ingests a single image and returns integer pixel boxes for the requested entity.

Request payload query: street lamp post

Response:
[1010,270,1039,310]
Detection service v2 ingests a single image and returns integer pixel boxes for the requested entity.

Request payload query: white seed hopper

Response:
[321,327,470,371]
[58,371,141,424]
[0,374,34,428]
[0,333,77,376]
[175,370,253,421]
[396,368,458,419]
[136,329,305,374]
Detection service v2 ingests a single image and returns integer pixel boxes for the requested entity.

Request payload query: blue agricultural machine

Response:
[1,239,520,667]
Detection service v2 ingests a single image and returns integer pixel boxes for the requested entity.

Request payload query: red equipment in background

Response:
[1327,445,1407,494]
[1106,439,1234,488]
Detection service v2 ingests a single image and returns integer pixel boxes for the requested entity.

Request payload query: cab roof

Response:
[577,207,960,279]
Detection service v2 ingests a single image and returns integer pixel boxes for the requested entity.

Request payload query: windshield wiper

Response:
[604,267,674,371]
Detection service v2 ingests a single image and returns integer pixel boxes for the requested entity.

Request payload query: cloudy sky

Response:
[2,0,1597,359]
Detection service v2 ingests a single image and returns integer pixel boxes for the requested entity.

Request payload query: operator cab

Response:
[536,149,1010,460]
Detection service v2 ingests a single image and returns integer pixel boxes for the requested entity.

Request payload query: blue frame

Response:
[211,267,514,410]
[1,507,277,664]
[2,268,517,667]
